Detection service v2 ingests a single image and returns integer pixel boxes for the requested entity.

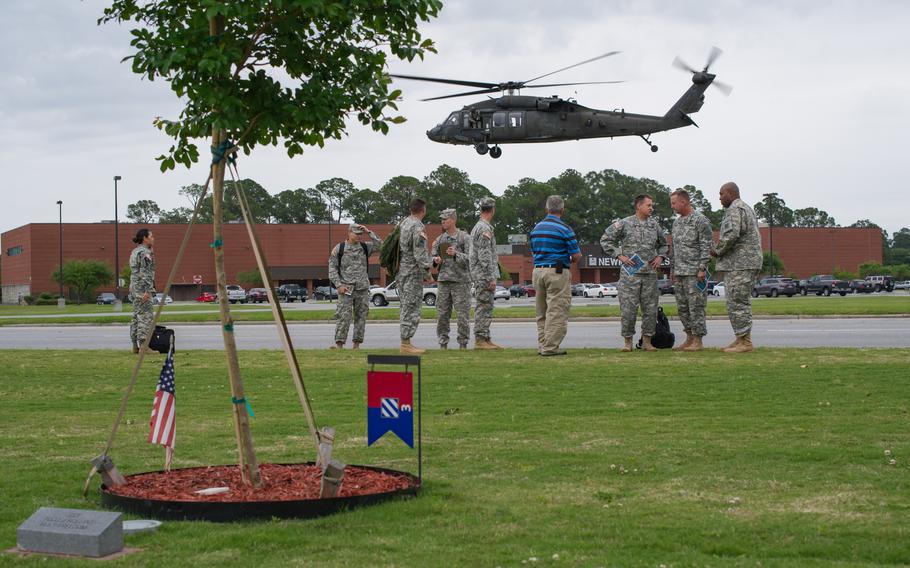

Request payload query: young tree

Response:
[101,0,441,487]
[52,260,114,304]
[236,269,264,287]
[126,199,162,223]
[761,251,785,276]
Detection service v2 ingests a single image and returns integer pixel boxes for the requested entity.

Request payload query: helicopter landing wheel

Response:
[650,145,659,153]
[489,146,502,159]
[475,144,489,155]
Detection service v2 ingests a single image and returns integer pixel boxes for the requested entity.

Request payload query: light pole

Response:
[763,192,778,275]
[56,200,63,302]
[114,175,122,299]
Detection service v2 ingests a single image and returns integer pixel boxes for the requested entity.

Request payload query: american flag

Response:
[148,349,176,450]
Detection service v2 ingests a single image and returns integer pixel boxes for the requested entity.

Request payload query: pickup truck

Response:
[800,275,851,296]
[371,281,438,307]
[276,283,307,302]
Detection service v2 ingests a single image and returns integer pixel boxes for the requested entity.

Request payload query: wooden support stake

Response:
[91,455,127,487]
[319,459,345,498]
[316,426,335,470]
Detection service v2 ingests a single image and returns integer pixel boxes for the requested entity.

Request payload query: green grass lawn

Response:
[1,349,909,566]
[1,295,909,326]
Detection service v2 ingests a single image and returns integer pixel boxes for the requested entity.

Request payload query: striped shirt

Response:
[530,215,580,266]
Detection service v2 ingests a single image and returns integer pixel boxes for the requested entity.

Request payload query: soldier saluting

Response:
[328,223,382,350]
[129,228,156,354]
[432,208,472,350]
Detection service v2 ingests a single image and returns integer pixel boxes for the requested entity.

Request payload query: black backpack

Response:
[636,307,675,349]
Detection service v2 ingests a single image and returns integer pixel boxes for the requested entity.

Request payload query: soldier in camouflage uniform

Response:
[600,194,669,352]
[398,198,433,355]
[711,182,763,353]
[328,223,382,349]
[129,228,156,354]
[669,189,713,351]
[469,197,502,349]
[432,209,472,349]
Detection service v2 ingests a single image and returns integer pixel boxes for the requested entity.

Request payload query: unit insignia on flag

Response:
[367,371,413,447]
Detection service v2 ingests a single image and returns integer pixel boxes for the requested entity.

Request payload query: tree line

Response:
[126,163,908,260]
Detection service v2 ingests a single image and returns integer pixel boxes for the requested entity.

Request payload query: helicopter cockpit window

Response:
[492,112,506,128]
[508,112,523,127]
[445,112,459,126]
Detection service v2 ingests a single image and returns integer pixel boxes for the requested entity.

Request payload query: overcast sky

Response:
[1,1,908,242]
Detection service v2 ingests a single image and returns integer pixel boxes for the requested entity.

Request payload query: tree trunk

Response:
[210,14,261,487]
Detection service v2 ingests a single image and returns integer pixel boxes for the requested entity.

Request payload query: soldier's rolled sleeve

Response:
[367,232,382,253]
[715,209,743,257]
[697,218,712,270]
[600,223,623,257]
[328,245,342,287]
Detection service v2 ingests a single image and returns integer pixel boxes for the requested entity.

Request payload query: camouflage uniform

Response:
[432,227,471,347]
[398,216,431,340]
[671,210,713,337]
[600,215,668,338]
[129,243,156,347]
[328,229,382,344]
[714,198,763,336]
[469,217,498,341]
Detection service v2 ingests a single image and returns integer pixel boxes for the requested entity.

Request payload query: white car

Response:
[226,285,247,304]
[583,283,617,298]
[153,293,173,305]
[894,280,910,291]
[494,285,511,301]
[371,281,439,307]
[712,282,726,297]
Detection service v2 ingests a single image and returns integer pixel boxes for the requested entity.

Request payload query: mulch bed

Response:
[106,463,413,502]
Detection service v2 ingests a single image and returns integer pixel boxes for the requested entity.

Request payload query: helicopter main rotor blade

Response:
[672,56,698,74]
[389,74,497,90]
[521,80,626,89]
[524,50,621,85]
[420,87,501,102]
[704,46,723,72]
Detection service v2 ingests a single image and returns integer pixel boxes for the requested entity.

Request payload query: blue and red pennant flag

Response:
[367,371,414,448]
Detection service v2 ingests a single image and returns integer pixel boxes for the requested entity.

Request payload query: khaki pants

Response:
[533,267,571,354]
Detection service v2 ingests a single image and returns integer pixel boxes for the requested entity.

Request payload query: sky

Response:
[1,0,908,242]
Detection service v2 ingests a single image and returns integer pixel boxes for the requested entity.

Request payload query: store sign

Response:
[585,255,670,268]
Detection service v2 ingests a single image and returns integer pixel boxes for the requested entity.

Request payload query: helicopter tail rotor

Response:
[673,46,733,96]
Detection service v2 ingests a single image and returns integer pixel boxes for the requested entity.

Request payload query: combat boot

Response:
[621,337,633,352]
[721,337,739,351]
[132,343,140,354]
[723,334,753,353]
[352,342,361,350]
[475,338,503,350]
[459,344,468,350]
[642,335,658,352]
[400,340,426,355]
[683,336,704,352]
[673,333,694,351]
[330,341,344,350]
[439,343,448,350]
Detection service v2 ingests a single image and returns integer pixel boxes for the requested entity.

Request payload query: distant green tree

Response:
[52,260,114,304]
[754,195,794,227]
[224,179,274,223]
[126,199,161,223]
[316,178,358,223]
[377,175,424,222]
[495,178,556,241]
[792,207,838,228]
[343,189,385,224]
[548,169,598,242]
[421,165,493,230]
[236,269,263,287]
[858,261,889,278]
[761,251,785,276]
[850,219,889,263]
[158,207,194,223]
[272,188,331,223]
[891,228,910,249]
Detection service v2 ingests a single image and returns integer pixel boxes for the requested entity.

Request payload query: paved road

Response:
[1,318,908,350]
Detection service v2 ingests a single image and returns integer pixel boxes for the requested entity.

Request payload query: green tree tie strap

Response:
[210,239,223,248]
[211,140,236,165]
[231,396,254,417]
[224,323,234,332]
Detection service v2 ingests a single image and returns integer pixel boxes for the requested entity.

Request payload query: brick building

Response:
[1,222,883,303]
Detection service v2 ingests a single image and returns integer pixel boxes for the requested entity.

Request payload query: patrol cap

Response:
[479,197,496,210]
[439,208,457,219]
[348,223,364,235]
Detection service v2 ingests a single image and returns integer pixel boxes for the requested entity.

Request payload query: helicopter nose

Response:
[426,126,444,143]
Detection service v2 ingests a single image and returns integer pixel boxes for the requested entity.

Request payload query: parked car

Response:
[314,286,339,301]
[370,281,439,307]
[276,283,307,302]
[494,285,511,301]
[704,280,718,294]
[524,285,536,297]
[248,288,269,303]
[657,278,675,295]
[195,291,217,302]
[583,283,617,298]
[96,292,116,305]
[849,279,874,294]
[153,293,173,305]
[801,274,851,296]
[752,277,798,298]
[571,283,587,297]
[712,282,726,297]
[509,284,529,298]
[226,284,247,304]
[864,275,895,292]
[894,280,910,291]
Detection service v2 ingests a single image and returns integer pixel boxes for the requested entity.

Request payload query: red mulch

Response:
[105,463,414,502]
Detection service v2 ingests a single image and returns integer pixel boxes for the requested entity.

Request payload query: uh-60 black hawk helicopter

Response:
[390,48,731,159]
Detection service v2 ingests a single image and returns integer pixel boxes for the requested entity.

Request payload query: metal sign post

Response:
[366,354,422,485]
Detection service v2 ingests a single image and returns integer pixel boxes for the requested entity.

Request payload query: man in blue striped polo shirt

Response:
[530,195,581,356]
